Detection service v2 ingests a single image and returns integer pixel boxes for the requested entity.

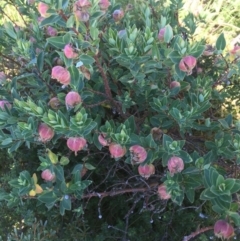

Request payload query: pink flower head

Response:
[67,137,87,156]
[167,156,184,176]
[98,133,111,146]
[38,123,54,142]
[158,27,166,42]
[230,45,240,56]
[51,66,71,86]
[74,10,90,22]
[41,169,55,181]
[99,0,111,10]
[109,143,126,158]
[29,36,36,43]
[179,56,197,75]
[158,184,171,200]
[46,26,57,36]
[170,81,180,89]
[129,145,147,164]
[74,0,91,9]
[65,91,82,109]
[38,2,49,18]
[0,100,11,110]
[0,72,6,84]
[112,9,124,22]
[63,44,78,59]
[214,220,235,239]
[138,164,155,179]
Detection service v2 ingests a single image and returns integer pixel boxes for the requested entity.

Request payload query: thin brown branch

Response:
[58,10,79,35]
[94,54,113,100]
[182,226,214,241]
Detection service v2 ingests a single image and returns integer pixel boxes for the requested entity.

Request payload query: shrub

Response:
[0,0,240,240]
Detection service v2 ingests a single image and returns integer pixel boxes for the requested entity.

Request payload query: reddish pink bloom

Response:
[129,145,147,164]
[169,81,180,89]
[167,156,184,176]
[0,100,11,110]
[51,66,71,85]
[63,44,78,59]
[41,169,55,181]
[230,45,240,55]
[38,2,49,17]
[65,91,82,109]
[138,164,155,179]
[67,137,87,156]
[99,0,111,10]
[109,143,126,158]
[75,11,90,22]
[112,9,124,22]
[179,56,197,75]
[74,0,91,9]
[98,133,111,146]
[38,123,54,142]
[158,27,166,41]
[214,220,235,239]
[158,184,171,200]
[46,26,57,36]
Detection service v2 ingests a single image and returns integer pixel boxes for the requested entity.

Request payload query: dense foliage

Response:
[0,0,240,240]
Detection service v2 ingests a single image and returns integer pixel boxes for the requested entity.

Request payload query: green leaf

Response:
[85,163,96,170]
[71,164,83,174]
[38,191,58,204]
[40,15,61,27]
[168,51,182,64]
[4,22,17,39]
[47,36,66,49]
[200,188,216,200]
[53,165,64,181]
[178,150,193,163]
[164,24,173,43]
[216,33,226,51]
[60,196,71,215]
[227,212,240,226]
[37,51,44,72]
[230,179,240,193]
[185,188,195,203]
[80,55,95,65]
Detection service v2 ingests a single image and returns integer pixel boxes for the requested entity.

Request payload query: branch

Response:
[82,182,158,199]
[94,54,113,100]
[182,226,214,241]
[58,10,79,35]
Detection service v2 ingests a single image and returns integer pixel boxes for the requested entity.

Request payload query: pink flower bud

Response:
[74,11,90,22]
[48,97,61,110]
[112,9,124,22]
[0,72,6,84]
[98,133,111,146]
[38,2,49,18]
[37,16,45,23]
[99,0,111,10]
[46,26,57,36]
[158,27,165,41]
[67,137,87,156]
[0,100,11,110]
[38,123,54,142]
[230,45,240,56]
[138,164,155,179]
[51,66,71,86]
[63,44,78,59]
[41,169,55,181]
[129,145,147,164]
[65,91,82,109]
[214,220,235,239]
[167,156,184,176]
[179,56,197,75]
[29,36,36,43]
[158,184,171,200]
[74,0,91,9]
[109,143,126,158]
[169,81,180,89]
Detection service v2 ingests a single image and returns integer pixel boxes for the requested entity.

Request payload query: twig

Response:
[58,10,79,35]
[182,226,214,241]
[94,54,113,100]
